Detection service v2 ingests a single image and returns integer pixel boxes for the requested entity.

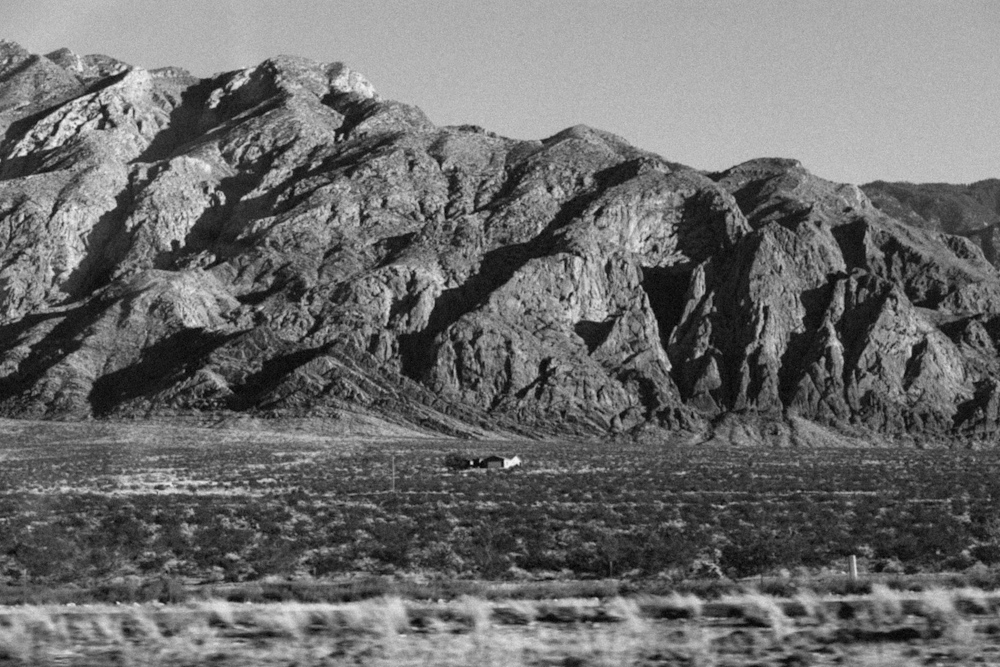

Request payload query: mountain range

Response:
[2,40,999,445]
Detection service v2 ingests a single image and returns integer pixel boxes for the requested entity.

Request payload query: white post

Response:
[391,455,396,494]
[849,554,858,581]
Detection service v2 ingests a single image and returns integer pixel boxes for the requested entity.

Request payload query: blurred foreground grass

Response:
[2,587,1000,666]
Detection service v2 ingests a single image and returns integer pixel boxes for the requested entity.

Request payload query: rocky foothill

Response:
[1,40,998,444]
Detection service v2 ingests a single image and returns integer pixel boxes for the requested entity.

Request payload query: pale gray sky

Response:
[5,0,998,184]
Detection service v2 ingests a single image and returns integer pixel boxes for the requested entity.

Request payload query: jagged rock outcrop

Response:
[1,41,998,442]
[663,160,1000,440]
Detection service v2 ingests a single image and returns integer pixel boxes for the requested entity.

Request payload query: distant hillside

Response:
[1,40,999,444]
[863,180,1000,264]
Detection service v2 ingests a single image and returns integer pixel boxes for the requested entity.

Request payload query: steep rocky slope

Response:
[1,40,998,443]
[863,179,1000,266]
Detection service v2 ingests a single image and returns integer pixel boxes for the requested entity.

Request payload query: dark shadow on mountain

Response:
[0,70,137,179]
[225,344,332,411]
[235,281,285,306]
[88,328,238,416]
[135,78,216,163]
[953,380,999,432]
[0,95,77,179]
[640,267,692,351]
[322,90,381,140]
[58,189,134,300]
[831,218,869,272]
[79,68,131,94]
[963,224,1000,266]
[0,54,50,85]
[574,319,615,354]
[778,280,839,405]
[0,300,114,404]
[167,171,261,267]
[712,175,770,222]
[398,163,640,382]
[397,242,531,380]
[0,310,71,351]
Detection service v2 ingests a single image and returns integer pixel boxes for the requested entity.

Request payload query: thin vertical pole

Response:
[391,455,395,494]
[849,554,858,581]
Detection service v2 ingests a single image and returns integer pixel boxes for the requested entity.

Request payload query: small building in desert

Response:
[500,455,522,469]
[481,455,506,469]
[479,455,521,469]
[444,454,522,470]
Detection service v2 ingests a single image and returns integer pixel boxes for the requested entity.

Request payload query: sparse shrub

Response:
[757,578,800,597]
[592,528,641,578]
[720,534,781,579]
[413,540,465,573]
[368,521,415,568]
[191,520,256,576]
[11,523,81,582]
[247,537,300,577]
[688,558,725,580]
[7,424,1000,594]
[467,521,516,578]
[639,526,700,575]
[971,543,1000,565]
[94,503,149,556]
[306,548,352,577]
[943,549,978,571]
[517,531,566,573]
[225,583,266,603]
[872,557,906,574]
[140,576,187,604]
[93,577,143,603]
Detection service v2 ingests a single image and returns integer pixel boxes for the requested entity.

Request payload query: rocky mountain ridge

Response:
[862,179,1000,265]
[1,40,998,444]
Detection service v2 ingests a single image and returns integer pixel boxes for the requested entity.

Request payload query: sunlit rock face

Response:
[1,41,998,443]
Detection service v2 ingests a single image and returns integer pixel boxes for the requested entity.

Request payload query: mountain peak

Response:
[42,47,130,80]
[0,45,996,444]
[0,39,28,57]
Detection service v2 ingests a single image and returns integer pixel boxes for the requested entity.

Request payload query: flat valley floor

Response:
[4,419,1000,665]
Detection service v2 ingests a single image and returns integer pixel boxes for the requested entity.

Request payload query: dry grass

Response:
[867,582,906,624]
[721,590,793,639]
[1,588,1000,665]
